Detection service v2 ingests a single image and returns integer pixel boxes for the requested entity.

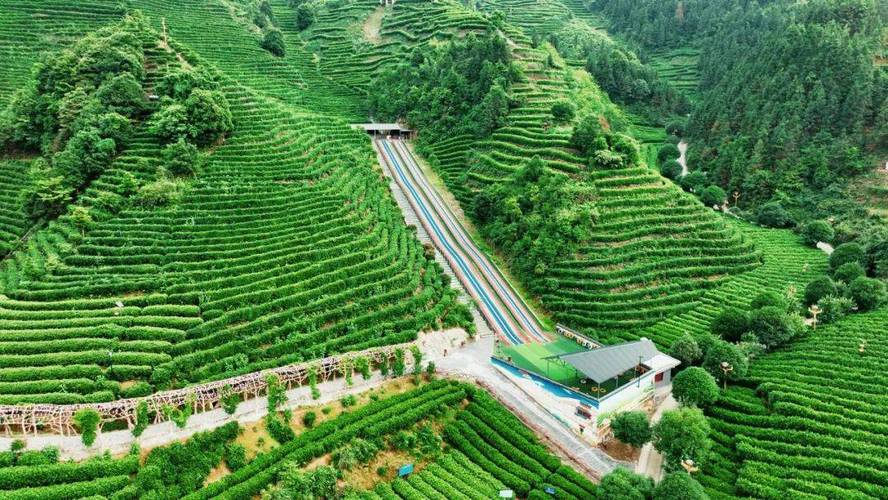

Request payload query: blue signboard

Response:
[398,464,414,477]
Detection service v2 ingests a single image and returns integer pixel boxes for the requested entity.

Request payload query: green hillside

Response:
[698,309,888,499]
[0,4,462,403]
[0,381,600,499]
[0,2,884,499]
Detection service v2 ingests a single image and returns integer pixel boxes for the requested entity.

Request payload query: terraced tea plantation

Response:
[625,223,827,347]
[0,381,598,500]
[698,309,888,499]
[0,8,461,403]
[0,0,885,499]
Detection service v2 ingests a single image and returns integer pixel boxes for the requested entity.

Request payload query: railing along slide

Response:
[375,137,548,345]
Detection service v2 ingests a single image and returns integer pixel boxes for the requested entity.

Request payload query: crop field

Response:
[0,381,598,499]
[413,0,763,333]
[0,9,460,403]
[647,47,701,97]
[697,309,888,499]
[141,0,366,120]
[0,160,29,257]
[299,0,491,93]
[623,222,827,347]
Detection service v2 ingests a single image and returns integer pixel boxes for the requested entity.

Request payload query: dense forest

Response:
[583,0,778,50]
[368,30,521,138]
[545,19,689,117]
[588,0,886,268]
[689,0,885,256]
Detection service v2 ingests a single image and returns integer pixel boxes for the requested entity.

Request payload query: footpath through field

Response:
[374,137,548,345]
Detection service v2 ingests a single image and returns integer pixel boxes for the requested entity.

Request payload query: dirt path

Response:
[363,6,384,44]
[678,140,688,176]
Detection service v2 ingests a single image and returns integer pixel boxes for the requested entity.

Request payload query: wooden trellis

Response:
[0,342,412,436]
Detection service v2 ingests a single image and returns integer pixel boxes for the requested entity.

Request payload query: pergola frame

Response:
[0,342,412,437]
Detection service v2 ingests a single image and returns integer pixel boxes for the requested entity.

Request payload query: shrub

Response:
[832,262,866,285]
[830,242,866,270]
[591,149,625,169]
[224,443,247,472]
[679,171,706,193]
[391,430,416,450]
[749,306,804,349]
[261,28,285,57]
[21,160,74,219]
[867,238,888,279]
[156,67,218,100]
[570,115,606,154]
[265,413,294,444]
[757,201,793,228]
[699,185,726,207]
[652,407,710,471]
[750,290,786,311]
[133,401,149,437]
[410,345,423,376]
[95,72,145,117]
[669,334,702,366]
[597,468,654,500]
[69,206,94,234]
[163,401,193,429]
[392,348,406,376]
[804,276,838,306]
[134,177,184,207]
[660,159,682,180]
[710,307,749,342]
[184,89,233,145]
[333,438,379,470]
[653,472,708,500]
[74,408,101,446]
[800,220,834,246]
[550,100,576,123]
[665,120,686,137]
[671,367,719,407]
[340,394,357,407]
[610,411,652,448]
[162,138,203,176]
[848,276,887,312]
[657,144,680,165]
[816,295,855,324]
[266,374,286,411]
[222,385,241,415]
[295,4,315,30]
[702,340,748,383]
[121,381,152,398]
[302,411,316,428]
[149,102,190,142]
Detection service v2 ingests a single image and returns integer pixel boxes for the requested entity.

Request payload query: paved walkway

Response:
[436,336,623,478]
[678,140,688,176]
[1,328,467,461]
[635,392,677,481]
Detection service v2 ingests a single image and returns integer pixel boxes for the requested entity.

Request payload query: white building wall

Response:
[596,370,660,418]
